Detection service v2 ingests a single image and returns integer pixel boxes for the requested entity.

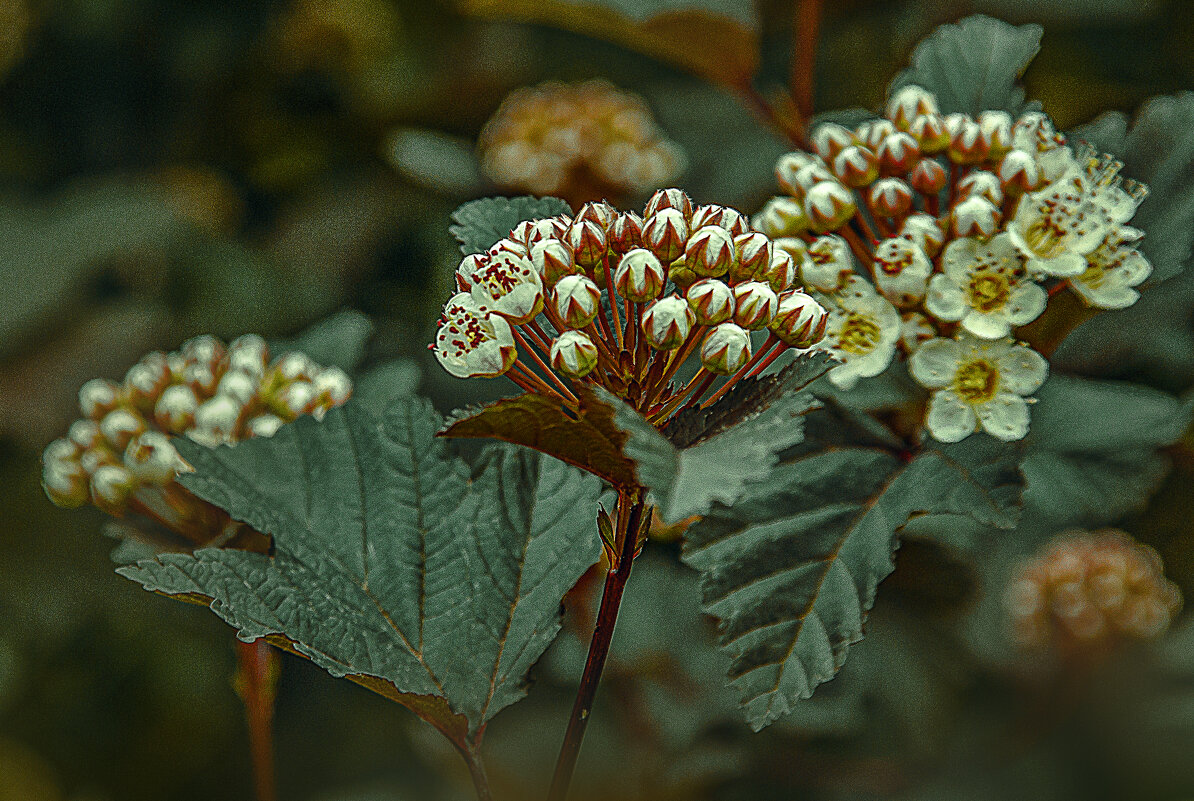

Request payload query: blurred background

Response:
[3,0,1194,799]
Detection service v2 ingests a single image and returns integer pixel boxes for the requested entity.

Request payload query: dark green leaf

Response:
[118,398,602,744]
[888,15,1042,117]
[271,309,374,372]
[449,196,572,256]
[682,437,1020,730]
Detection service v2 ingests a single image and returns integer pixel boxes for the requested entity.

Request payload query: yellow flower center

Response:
[954,359,999,403]
[968,273,1010,313]
[839,314,881,355]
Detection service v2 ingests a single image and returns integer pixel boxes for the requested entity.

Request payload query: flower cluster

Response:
[434,189,828,425]
[42,334,352,541]
[478,80,685,202]
[754,85,1151,443]
[1006,530,1182,651]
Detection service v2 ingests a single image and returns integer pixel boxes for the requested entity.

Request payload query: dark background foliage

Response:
[3,1,1194,799]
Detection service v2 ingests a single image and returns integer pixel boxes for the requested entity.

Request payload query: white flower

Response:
[872,236,931,307]
[817,277,901,389]
[1069,226,1152,309]
[434,293,517,378]
[928,233,1046,339]
[1007,150,1146,277]
[910,334,1048,443]
[1011,112,1074,181]
[801,234,855,292]
[467,250,544,324]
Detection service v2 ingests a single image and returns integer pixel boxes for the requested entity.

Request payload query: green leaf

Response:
[888,15,1042,117]
[271,309,374,372]
[384,127,485,197]
[682,436,1021,730]
[440,389,641,488]
[456,0,759,88]
[601,352,832,523]
[449,196,572,256]
[118,398,602,744]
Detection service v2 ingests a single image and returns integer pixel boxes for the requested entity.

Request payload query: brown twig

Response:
[234,639,279,801]
[791,0,824,126]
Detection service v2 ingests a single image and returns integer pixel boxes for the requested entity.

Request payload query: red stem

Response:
[235,639,279,801]
[791,0,823,125]
[547,492,646,801]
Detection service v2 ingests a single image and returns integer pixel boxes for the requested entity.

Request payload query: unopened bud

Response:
[614,248,666,302]
[998,149,1041,194]
[90,464,135,516]
[278,382,316,418]
[641,209,688,263]
[100,409,146,451]
[608,211,643,253]
[731,232,773,283]
[690,204,749,236]
[193,395,243,445]
[762,248,798,293]
[154,384,199,433]
[775,152,821,195]
[549,330,600,378]
[908,157,947,195]
[860,119,898,151]
[685,225,736,278]
[645,188,693,220]
[909,113,949,153]
[804,181,856,232]
[732,281,779,330]
[79,378,120,421]
[228,334,270,378]
[68,419,102,450]
[811,122,856,160]
[530,239,576,286]
[951,195,1000,238]
[868,177,913,218]
[217,369,257,406]
[876,132,920,175]
[886,85,939,129]
[566,218,608,269]
[948,118,990,164]
[686,278,735,325]
[958,170,1002,205]
[124,431,181,484]
[901,213,945,257]
[832,145,880,188]
[979,110,1013,157]
[313,367,353,405]
[247,414,285,438]
[641,295,695,350]
[700,323,751,374]
[752,196,807,237]
[552,274,603,328]
[770,290,827,346]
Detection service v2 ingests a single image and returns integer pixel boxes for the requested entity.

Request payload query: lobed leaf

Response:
[118,398,602,745]
[456,0,759,89]
[888,14,1042,117]
[449,196,572,255]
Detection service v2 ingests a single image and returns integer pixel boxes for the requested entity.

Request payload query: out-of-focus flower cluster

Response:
[478,80,685,202]
[434,189,827,426]
[754,85,1152,443]
[42,334,352,542]
[1006,530,1182,652]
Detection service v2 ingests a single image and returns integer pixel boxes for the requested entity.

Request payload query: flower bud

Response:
[801,234,855,291]
[43,458,89,508]
[886,85,939,129]
[998,149,1041,194]
[313,367,353,405]
[868,177,913,218]
[68,419,101,450]
[979,110,1013,157]
[951,195,1000,238]
[512,218,562,248]
[770,290,827,346]
[642,295,695,350]
[273,352,313,382]
[762,248,798,293]
[860,120,898,151]
[550,330,600,378]
[685,225,736,278]
[811,122,856,160]
[182,334,225,369]
[792,162,836,193]
[700,323,751,374]
[193,395,243,445]
[645,188,693,220]
[43,437,79,468]
[90,464,136,516]
[434,293,517,378]
[124,356,170,407]
[948,118,990,165]
[909,113,949,153]
[217,369,258,406]
[908,157,947,196]
[752,196,807,237]
[686,278,735,325]
[100,409,146,451]
[79,378,121,421]
[124,431,181,484]
[832,145,879,188]
[552,274,603,328]
[732,281,779,330]
[958,170,1002,205]
[872,236,931,307]
[900,213,945,257]
[876,132,920,175]
[731,232,773,283]
[804,181,857,232]
[154,384,198,432]
[668,259,698,291]
[575,201,616,229]
[530,239,576,286]
[608,211,643,253]
[247,414,285,438]
[614,248,666,302]
[641,209,688,263]
[566,218,608,269]
[228,334,270,378]
[690,204,748,236]
[775,152,821,195]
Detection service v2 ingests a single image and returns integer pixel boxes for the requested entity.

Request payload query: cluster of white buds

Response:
[434,189,829,426]
[755,85,1151,443]
[42,334,352,541]
[478,80,685,201]
[1006,530,1182,651]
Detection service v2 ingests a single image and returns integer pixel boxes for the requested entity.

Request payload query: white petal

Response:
[941,238,977,283]
[1036,252,1086,278]
[908,338,961,389]
[996,345,1048,395]
[976,393,1031,441]
[925,390,977,443]
[1005,281,1048,326]
[961,309,1012,339]
[926,275,966,321]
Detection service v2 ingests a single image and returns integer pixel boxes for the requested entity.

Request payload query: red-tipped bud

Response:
[951,195,1000,238]
[997,149,1041,194]
[762,248,797,293]
[567,218,608,269]
[770,290,827,346]
[79,378,121,421]
[641,209,688,263]
[90,464,135,516]
[154,384,198,433]
[685,225,737,278]
[948,118,990,165]
[958,170,1003,205]
[811,122,856,160]
[752,196,807,237]
[552,274,603,329]
[686,278,735,325]
[731,232,773,283]
[124,430,181,484]
[860,119,898,151]
[100,408,146,451]
[645,188,693,220]
[642,295,695,350]
[877,131,920,175]
[614,248,666,302]
[530,239,577,287]
[909,157,948,195]
[804,181,857,232]
[608,211,643,253]
[575,201,617,229]
[775,151,821,195]
[886,85,940,130]
[731,281,779,330]
[868,177,913,218]
[690,204,749,236]
[700,322,751,374]
[909,113,949,153]
[978,110,1013,157]
[550,330,600,378]
[832,145,880,188]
